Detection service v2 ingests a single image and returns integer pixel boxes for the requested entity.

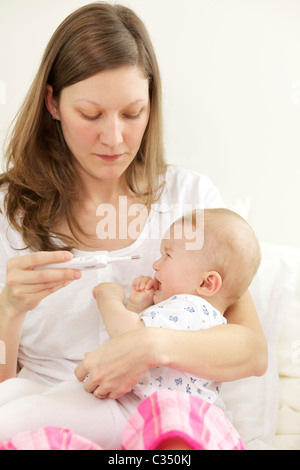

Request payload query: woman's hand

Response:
[0,250,81,382]
[75,328,160,400]
[1,251,81,318]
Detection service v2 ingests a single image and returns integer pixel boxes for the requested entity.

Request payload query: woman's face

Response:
[47,66,150,184]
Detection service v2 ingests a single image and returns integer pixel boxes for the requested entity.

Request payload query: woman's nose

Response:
[99,117,123,148]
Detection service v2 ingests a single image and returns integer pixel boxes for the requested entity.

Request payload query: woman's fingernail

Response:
[63,251,73,260]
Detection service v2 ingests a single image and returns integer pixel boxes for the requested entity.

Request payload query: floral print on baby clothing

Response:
[133,295,226,403]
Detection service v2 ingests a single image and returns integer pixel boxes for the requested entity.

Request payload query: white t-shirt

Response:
[133,294,226,404]
[0,166,224,385]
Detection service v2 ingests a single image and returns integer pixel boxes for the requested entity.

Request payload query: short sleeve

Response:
[140,295,226,331]
[159,166,226,211]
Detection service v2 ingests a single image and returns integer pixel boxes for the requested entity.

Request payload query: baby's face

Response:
[152,234,204,304]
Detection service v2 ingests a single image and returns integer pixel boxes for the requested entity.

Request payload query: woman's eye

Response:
[81,113,101,121]
[124,112,142,120]
[80,111,142,121]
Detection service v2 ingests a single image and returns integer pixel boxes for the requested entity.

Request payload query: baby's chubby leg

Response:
[0,378,139,449]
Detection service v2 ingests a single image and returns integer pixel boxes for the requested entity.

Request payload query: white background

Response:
[0,0,299,248]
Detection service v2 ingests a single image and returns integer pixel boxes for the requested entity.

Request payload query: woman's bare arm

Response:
[162,291,267,381]
[0,251,80,382]
[0,305,25,381]
[76,290,268,398]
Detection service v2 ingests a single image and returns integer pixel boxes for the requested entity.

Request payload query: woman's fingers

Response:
[6,251,80,285]
[75,330,153,400]
[7,250,73,270]
[6,268,80,287]
[11,279,73,294]
[4,251,81,315]
[75,358,90,383]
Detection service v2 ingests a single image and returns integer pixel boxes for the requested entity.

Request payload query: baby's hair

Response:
[177,208,261,304]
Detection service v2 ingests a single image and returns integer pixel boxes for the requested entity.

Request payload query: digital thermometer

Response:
[34,253,141,271]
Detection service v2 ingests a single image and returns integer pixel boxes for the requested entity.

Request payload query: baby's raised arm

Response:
[93,276,159,338]
[92,281,145,339]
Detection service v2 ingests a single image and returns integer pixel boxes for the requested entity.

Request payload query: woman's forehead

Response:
[61,66,149,106]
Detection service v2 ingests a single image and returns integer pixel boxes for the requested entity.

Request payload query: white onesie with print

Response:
[133,294,227,407]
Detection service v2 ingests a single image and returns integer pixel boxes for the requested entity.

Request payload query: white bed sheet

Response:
[222,241,300,450]
[226,200,300,450]
[273,274,300,450]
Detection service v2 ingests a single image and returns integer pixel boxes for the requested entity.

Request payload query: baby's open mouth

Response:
[154,278,162,293]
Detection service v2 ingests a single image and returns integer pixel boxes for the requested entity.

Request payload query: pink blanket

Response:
[0,390,245,450]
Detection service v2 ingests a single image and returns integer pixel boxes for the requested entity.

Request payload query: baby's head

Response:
[153,208,261,311]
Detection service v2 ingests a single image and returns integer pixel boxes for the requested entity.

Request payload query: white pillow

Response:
[221,242,300,449]
[228,197,251,220]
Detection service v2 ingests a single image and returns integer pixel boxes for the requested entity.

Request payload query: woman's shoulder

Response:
[166,164,203,177]
[166,165,213,186]
[163,165,225,209]
[0,184,27,253]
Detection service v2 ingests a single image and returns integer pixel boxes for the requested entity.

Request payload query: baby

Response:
[94,208,261,402]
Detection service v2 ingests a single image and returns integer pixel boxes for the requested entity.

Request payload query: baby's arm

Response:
[93,282,145,338]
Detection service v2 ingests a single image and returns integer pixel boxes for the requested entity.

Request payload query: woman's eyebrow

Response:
[75,98,147,106]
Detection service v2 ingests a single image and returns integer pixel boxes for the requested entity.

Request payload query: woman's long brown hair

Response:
[0,3,166,251]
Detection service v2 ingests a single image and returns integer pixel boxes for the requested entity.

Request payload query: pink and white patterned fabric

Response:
[121,390,246,450]
[0,427,102,451]
[0,391,245,450]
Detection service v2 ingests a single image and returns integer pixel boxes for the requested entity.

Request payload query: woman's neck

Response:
[63,169,147,252]
[78,173,130,205]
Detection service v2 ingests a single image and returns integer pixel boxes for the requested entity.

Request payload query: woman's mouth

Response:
[94,154,124,162]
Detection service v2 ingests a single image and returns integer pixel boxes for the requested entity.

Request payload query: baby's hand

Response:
[127,276,159,313]
[93,282,126,304]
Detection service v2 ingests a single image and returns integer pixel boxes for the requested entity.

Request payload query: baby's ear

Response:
[196,271,222,297]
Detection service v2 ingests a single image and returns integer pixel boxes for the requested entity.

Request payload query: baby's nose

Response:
[152,257,161,271]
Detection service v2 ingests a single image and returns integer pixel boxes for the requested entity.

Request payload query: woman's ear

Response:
[196,271,222,297]
[44,84,60,121]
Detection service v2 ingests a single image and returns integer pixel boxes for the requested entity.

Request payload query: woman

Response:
[0,3,267,449]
